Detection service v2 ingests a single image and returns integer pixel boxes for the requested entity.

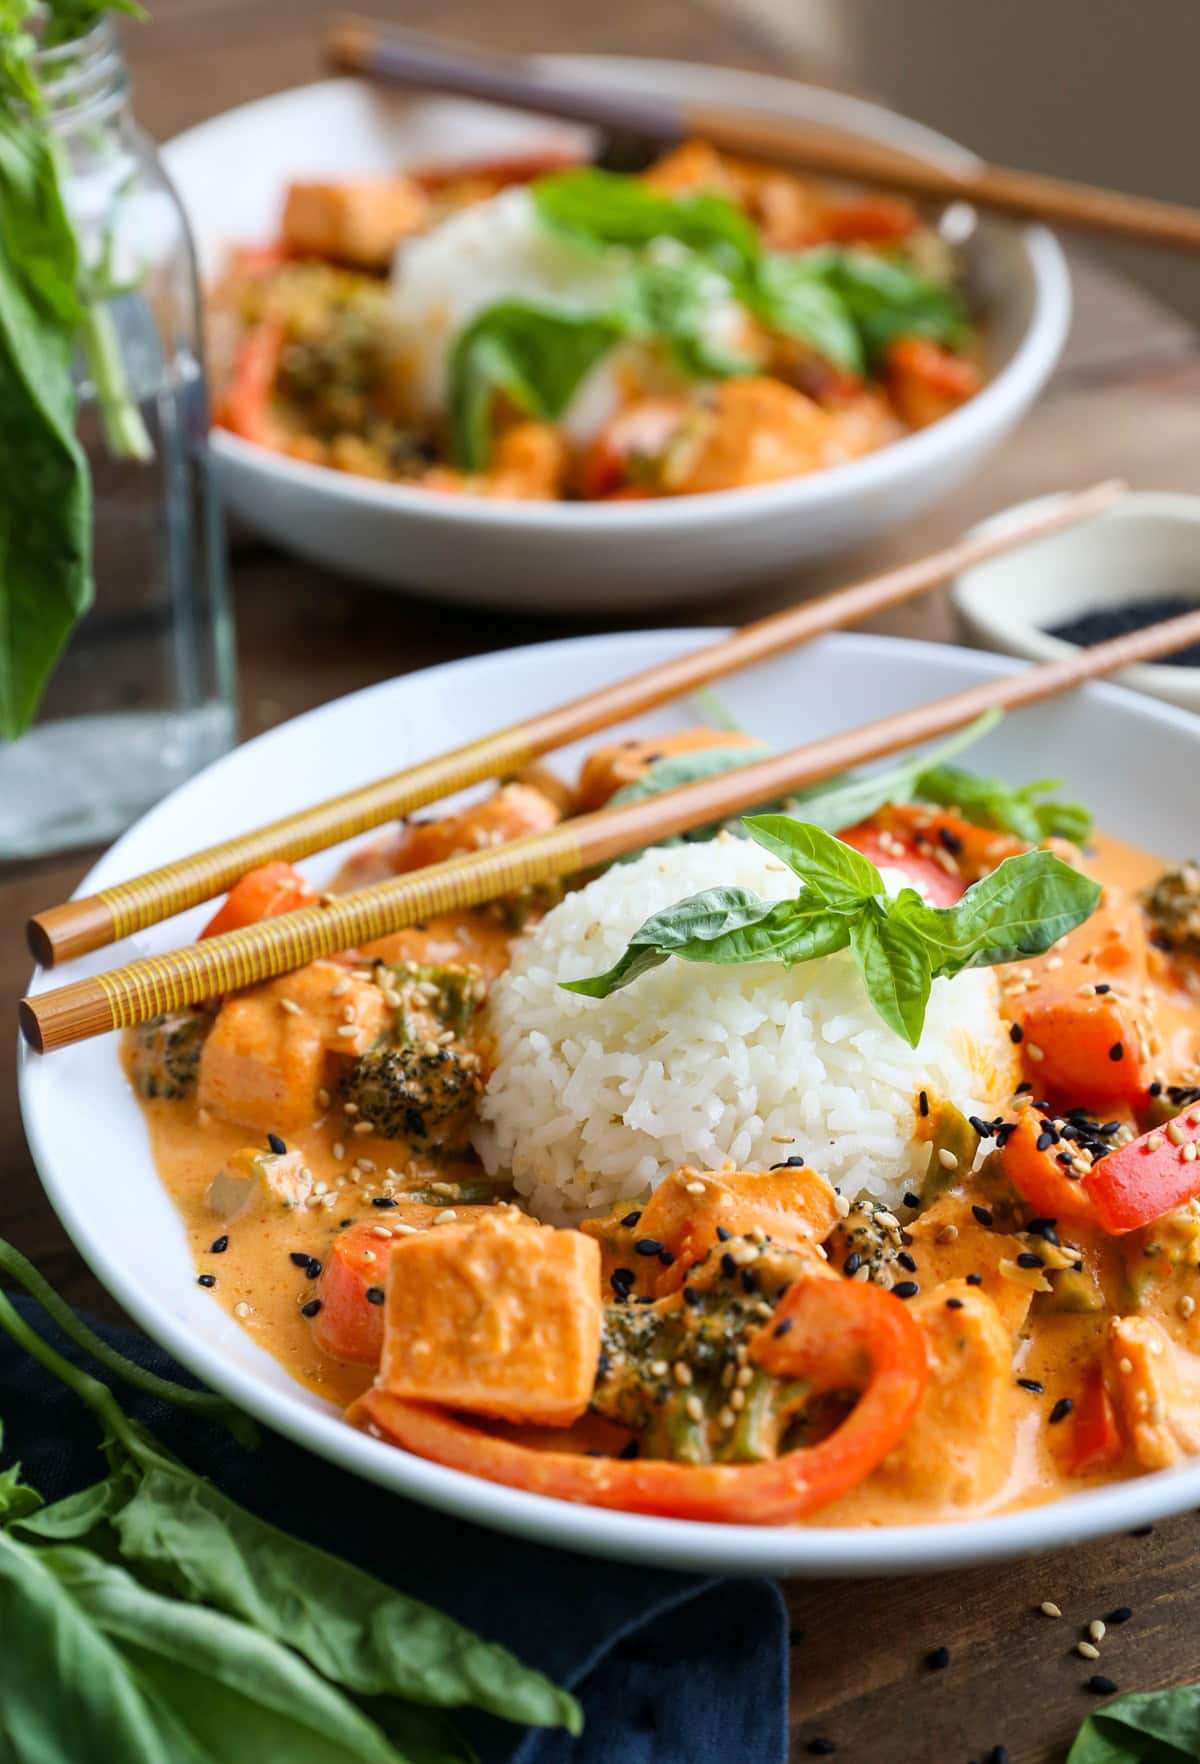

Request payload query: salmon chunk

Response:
[379,1214,601,1425]
[198,961,388,1134]
[905,1192,1039,1336]
[281,177,430,270]
[576,728,763,812]
[873,1282,1015,1507]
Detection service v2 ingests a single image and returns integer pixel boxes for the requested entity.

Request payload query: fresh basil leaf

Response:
[742,814,882,906]
[896,851,1102,975]
[0,1427,40,1522]
[849,903,932,1047]
[0,110,93,738]
[677,899,851,968]
[796,246,969,364]
[448,301,623,469]
[39,1543,409,1764]
[915,762,1093,845]
[618,259,757,379]
[100,1462,579,1732]
[788,711,1002,833]
[0,1529,191,1764]
[750,254,864,374]
[1067,1685,1200,1762]
[563,885,778,997]
[532,167,760,281]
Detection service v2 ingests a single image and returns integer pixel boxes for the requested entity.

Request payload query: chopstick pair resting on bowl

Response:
[23,478,1200,1054]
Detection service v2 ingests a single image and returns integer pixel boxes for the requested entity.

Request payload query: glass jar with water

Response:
[0,17,236,860]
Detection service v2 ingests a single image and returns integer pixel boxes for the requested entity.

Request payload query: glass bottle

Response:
[0,18,236,861]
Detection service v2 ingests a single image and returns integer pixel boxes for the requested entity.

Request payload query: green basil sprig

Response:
[563,814,1100,1047]
[0,1239,580,1759]
[531,165,760,281]
[1067,1683,1200,1761]
[911,762,1093,844]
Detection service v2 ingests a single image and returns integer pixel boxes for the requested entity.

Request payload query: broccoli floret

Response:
[340,1042,483,1153]
[129,1008,213,1101]
[1143,864,1200,958]
[591,1238,815,1463]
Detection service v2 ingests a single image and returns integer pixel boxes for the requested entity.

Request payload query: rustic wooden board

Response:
[4,4,1199,1757]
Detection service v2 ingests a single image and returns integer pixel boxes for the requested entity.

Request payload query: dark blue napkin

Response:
[1,1298,788,1764]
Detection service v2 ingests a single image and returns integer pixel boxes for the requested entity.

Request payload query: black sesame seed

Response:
[619,1438,639,1460]
[1086,1675,1118,1696]
[919,1089,930,1118]
[634,1295,655,1305]
[620,1210,642,1228]
[1036,1130,1057,1152]
[972,1205,994,1228]
[1109,1042,1125,1062]
[1105,1606,1133,1625]
[197,1274,216,1288]
[1015,1080,1033,1094]
[1049,1397,1074,1424]
[721,1252,737,1278]
[716,1225,732,1242]
[771,1154,807,1169]
[1017,1378,1045,1394]
[658,1249,676,1268]
[1017,1252,1045,1269]
[301,1298,322,1318]
[806,1741,837,1757]
[927,1645,950,1670]
[209,1235,229,1254]
[988,1750,1009,1764]
[682,1285,701,1306]
[289,1251,311,1268]
[1129,1524,1154,1536]
[945,1297,964,1310]
[897,1251,918,1272]
[1026,1218,1060,1242]
[339,1218,353,1228]
[1009,1023,1024,1044]
[267,1133,287,1155]
[740,1268,758,1295]
[903,1191,921,1209]
[372,1197,397,1209]
[938,826,963,854]
[774,1317,795,1338]
[610,1267,635,1295]
[893,1280,919,1299]
[305,1257,322,1280]
[366,1287,385,1305]
[1150,1081,1163,1097]
[1094,982,1111,995]
[966,1272,983,1286]
[844,1252,862,1276]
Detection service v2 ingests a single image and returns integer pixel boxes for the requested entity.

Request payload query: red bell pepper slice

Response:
[350,1276,928,1524]
[1085,1109,1200,1234]
[201,860,317,939]
[1066,1362,1123,1475]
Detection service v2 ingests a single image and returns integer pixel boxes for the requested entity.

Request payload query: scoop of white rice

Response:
[476,837,1019,1222]
[388,186,748,442]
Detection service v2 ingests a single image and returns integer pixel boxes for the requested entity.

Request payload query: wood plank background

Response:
[3,3,1200,1757]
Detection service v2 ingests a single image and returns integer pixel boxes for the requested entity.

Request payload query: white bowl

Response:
[953,490,1200,712]
[164,64,1071,613]
[18,629,1200,1574]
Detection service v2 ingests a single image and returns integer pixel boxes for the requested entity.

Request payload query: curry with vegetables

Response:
[125,727,1200,1526]
[211,142,981,500]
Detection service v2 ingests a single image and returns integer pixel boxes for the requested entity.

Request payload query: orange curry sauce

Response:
[126,829,1200,1526]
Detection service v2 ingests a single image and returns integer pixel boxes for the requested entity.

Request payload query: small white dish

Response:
[163,63,1071,613]
[952,490,1200,712]
[17,628,1200,1575]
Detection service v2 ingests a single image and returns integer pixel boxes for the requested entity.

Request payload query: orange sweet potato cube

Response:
[379,1214,601,1425]
[281,177,430,270]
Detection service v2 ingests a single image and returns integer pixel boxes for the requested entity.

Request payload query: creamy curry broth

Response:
[126,828,1200,1526]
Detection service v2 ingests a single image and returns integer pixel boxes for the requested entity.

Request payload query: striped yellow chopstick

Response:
[27,481,1124,968]
[21,594,1200,1055]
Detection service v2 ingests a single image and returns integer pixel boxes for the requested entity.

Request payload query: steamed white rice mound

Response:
[389,185,748,442]
[476,837,1019,1223]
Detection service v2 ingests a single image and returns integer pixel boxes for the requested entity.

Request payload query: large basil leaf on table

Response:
[1067,1684,1200,1762]
[0,111,93,739]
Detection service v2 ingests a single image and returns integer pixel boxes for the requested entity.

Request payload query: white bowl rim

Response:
[170,62,1072,533]
[955,489,1200,694]
[18,625,1200,1576]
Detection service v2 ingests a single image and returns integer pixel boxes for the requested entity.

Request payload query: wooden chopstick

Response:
[27,482,1124,969]
[324,19,1200,253]
[22,596,1200,1054]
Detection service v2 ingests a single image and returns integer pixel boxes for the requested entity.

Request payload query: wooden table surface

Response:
[6,3,1200,1759]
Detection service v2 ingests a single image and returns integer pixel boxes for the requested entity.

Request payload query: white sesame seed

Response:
[937,1148,959,1171]
[685,1180,707,1196]
[356,1158,375,1173]
[1039,1601,1062,1618]
[1167,1120,1187,1147]
[685,1394,704,1423]
[430,1180,458,1198]
[673,1362,693,1387]
[361,1248,376,1263]
[234,1301,252,1319]
[1046,955,1064,971]
[1180,1295,1196,1319]
[1077,1641,1100,1660]
[650,1359,668,1378]
[371,1224,393,1239]
[1147,1133,1165,1151]
[433,1209,458,1226]
[736,1365,754,1389]
[392,1222,419,1236]
[335,1023,359,1037]
[1026,1043,1045,1063]
[353,1120,373,1136]
[718,1406,735,1429]
[729,1388,745,1411]
[316,1088,331,1109]
[835,1193,851,1218]
[1118,1357,1134,1375]
[279,998,302,1016]
[331,978,350,997]
[332,1141,346,1161]
[1089,1619,1106,1643]
[343,1101,359,1116]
